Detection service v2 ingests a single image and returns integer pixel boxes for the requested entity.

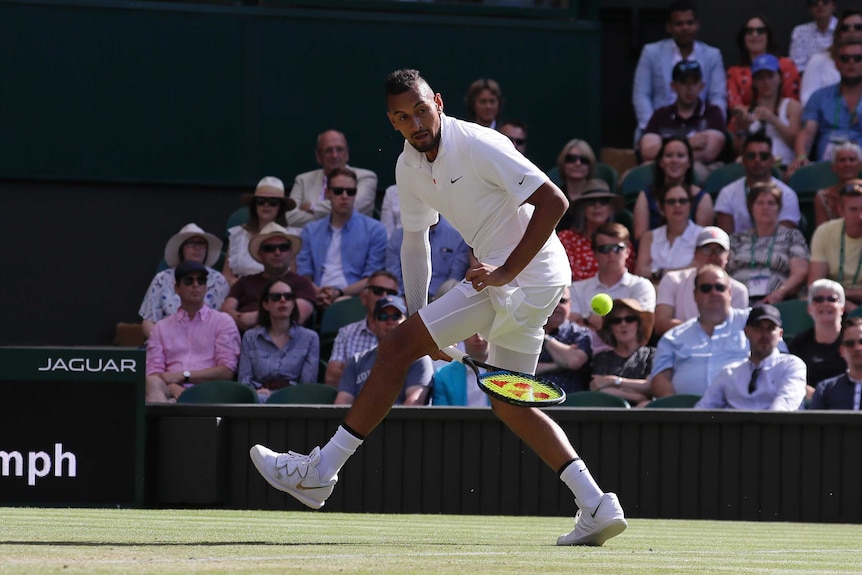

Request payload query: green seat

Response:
[644,394,701,408]
[619,163,654,206]
[773,298,814,341]
[703,162,745,197]
[176,380,258,404]
[319,296,366,340]
[560,391,631,408]
[788,161,837,199]
[265,383,338,405]
[224,206,250,241]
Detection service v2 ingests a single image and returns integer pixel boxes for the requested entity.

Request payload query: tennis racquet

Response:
[442,346,566,407]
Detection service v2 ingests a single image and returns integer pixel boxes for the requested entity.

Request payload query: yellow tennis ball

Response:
[590,293,613,316]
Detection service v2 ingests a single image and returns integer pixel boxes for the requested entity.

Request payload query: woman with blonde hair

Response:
[555,139,597,232]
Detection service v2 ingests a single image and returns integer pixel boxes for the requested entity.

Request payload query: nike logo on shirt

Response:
[518,175,526,185]
[450,176,463,184]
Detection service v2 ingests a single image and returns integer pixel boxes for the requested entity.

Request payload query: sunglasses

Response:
[180,275,207,286]
[266,292,295,302]
[663,197,691,206]
[376,311,404,322]
[367,285,399,297]
[838,54,862,64]
[330,187,358,196]
[744,26,767,36]
[509,137,526,146]
[842,338,862,348]
[840,23,862,32]
[583,197,612,207]
[182,239,208,248]
[564,153,591,165]
[255,197,282,207]
[812,295,840,303]
[596,242,627,254]
[744,151,772,161]
[260,242,292,253]
[609,315,639,325]
[698,282,728,294]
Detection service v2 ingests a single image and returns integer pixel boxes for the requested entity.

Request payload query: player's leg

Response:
[250,285,494,509]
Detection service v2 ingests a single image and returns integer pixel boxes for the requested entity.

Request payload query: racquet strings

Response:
[477,371,564,403]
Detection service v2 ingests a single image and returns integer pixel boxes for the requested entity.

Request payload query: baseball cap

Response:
[374,296,408,317]
[746,304,782,328]
[696,226,730,251]
[174,260,209,282]
[672,60,702,82]
[751,54,780,76]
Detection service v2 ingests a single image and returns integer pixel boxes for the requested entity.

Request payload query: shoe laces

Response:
[276,448,320,478]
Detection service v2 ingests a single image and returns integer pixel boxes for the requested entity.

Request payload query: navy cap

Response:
[174,260,208,282]
[672,60,702,82]
[746,304,782,328]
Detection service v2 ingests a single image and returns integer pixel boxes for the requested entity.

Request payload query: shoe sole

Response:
[557,517,628,547]
[248,447,326,510]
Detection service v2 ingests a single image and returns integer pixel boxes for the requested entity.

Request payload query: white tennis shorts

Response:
[418,280,565,357]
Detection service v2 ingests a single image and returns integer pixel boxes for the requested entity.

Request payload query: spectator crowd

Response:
[141,0,862,411]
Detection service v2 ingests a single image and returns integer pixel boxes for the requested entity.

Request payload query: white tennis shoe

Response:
[249,445,337,509]
[556,492,627,546]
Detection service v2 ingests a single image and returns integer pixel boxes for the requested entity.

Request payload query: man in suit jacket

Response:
[287,129,378,227]
[632,0,726,140]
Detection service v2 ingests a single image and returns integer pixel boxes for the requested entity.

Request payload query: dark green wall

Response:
[0,1,600,346]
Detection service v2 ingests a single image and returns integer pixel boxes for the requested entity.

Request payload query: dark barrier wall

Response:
[0,1,600,346]
[148,406,862,523]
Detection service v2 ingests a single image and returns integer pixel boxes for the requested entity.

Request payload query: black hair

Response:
[384,69,427,98]
[258,277,299,328]
[743,131,773,150]
[736,15,779,66]
[668,0,697,19]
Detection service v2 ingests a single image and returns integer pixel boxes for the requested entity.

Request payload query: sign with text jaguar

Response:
[0,347,145,506]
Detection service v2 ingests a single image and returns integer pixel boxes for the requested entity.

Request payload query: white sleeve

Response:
[401,228,432,316]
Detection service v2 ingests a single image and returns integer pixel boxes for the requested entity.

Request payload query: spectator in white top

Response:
[790,0,839,73]
[714,132,801,233]
[800,9,862,105]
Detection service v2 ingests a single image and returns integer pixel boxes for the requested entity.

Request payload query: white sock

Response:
[317,425,364,482]
[560,458,604,510]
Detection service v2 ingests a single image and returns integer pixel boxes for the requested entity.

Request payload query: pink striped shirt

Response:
[146,305,240,376]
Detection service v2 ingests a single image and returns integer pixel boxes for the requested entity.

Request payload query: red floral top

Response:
[727,57,800,110]
[557,230,636,282]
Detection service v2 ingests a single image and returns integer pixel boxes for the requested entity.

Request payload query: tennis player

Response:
[250,69,627,546]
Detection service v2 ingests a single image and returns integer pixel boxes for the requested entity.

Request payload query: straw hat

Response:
[598,298,655,347]
[572,180,625,213]
[248,222,303,263]
[164,223,223,268]
[241,176,297,211]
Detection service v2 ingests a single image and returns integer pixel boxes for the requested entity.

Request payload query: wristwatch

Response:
[183,370,191,384]
[614,376,622,387]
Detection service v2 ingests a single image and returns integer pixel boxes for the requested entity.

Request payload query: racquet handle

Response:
[441,346,468,363]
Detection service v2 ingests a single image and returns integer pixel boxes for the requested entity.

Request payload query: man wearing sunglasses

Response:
[145,261,240,402]
[809,179,862,308]
[654,226,749,337]
[790,0,838,74]
[570,223,656,348]
[498,119,528,155]
[652,264,752,398]
[324,270,401,387]
[334,296,432,406]
[632,0,726,142]
[222,222,317,331]
[695,304,806,410]
[287,130,378,227]
[638,60,726,180]
[810,315,862,409]
[715,132,801,234]
[793,37,862,170]
[297,166,388,309]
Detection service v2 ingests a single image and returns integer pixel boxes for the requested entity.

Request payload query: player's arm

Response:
[401,227,433,315]
[470,181,567,289]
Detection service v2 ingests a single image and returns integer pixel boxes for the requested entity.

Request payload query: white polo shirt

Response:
[395,114,571,288]
[714,177,801,233]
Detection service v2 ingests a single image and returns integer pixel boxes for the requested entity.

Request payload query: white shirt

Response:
[380,185,401,239]
[790,17,838,72]
[657,268,749,322]
[800,50,839,106]
[570,271,657,317]
[714,177,801,233]
[650,221,702,273]
[395,113,570,288]
[319,226,347,288]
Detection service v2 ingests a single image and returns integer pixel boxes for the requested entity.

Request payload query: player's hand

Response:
[465,263,513,291]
